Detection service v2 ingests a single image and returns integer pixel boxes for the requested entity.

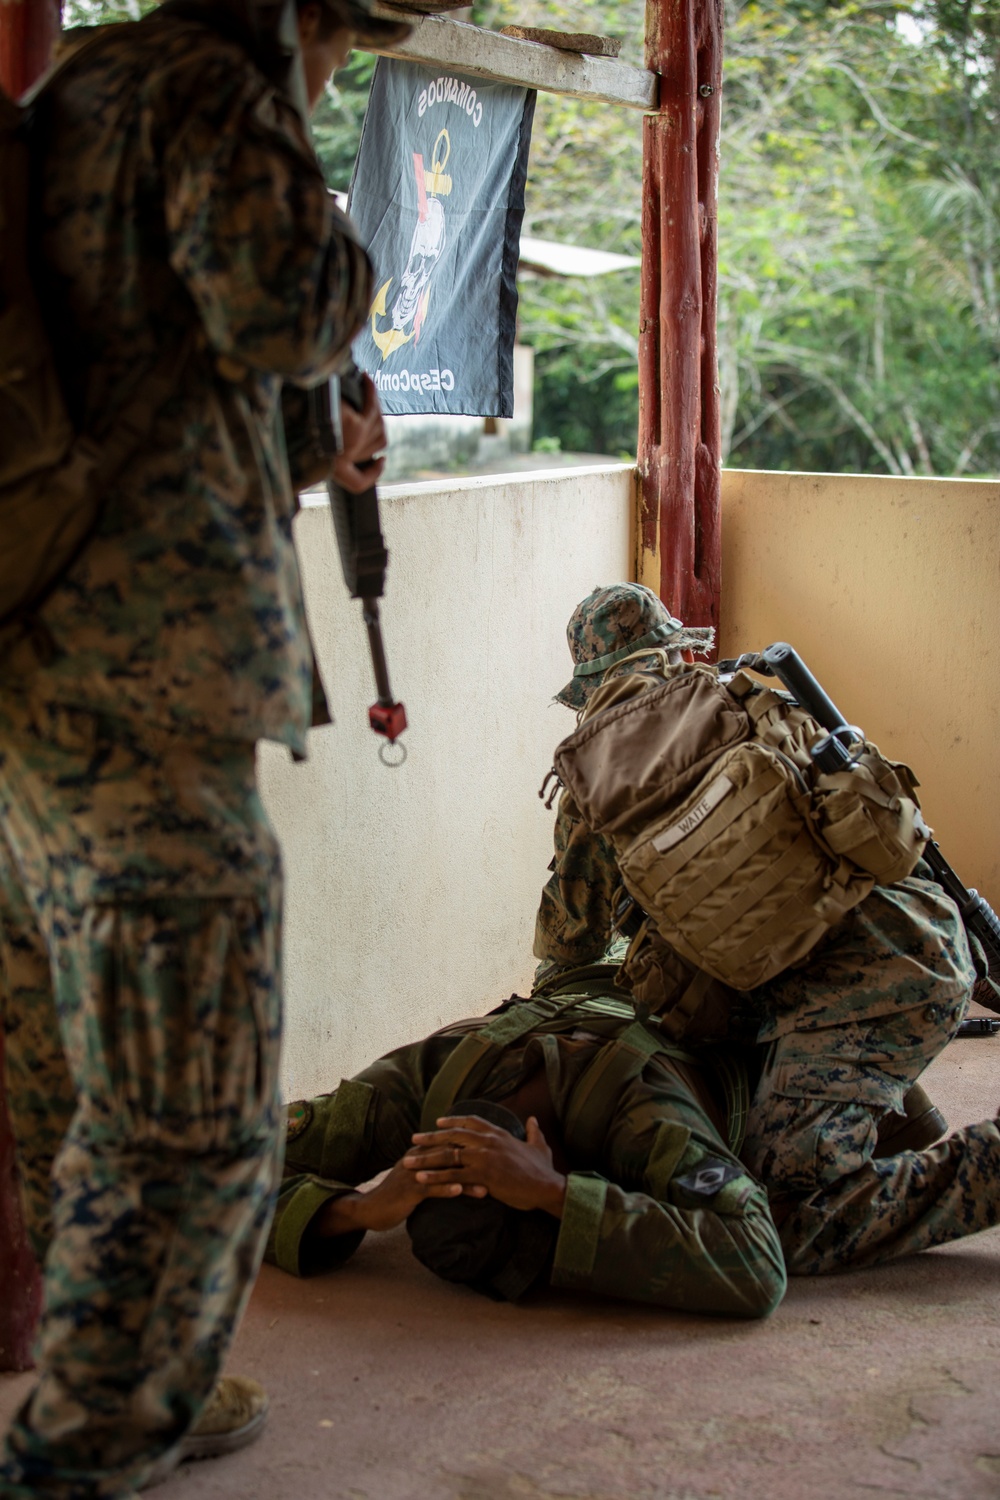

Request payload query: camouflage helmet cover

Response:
[555,583,713,710]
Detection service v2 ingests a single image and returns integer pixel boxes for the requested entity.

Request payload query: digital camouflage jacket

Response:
[4,11,371,752]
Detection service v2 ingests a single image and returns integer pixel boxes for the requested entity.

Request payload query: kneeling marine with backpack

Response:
[549,633,999,1039]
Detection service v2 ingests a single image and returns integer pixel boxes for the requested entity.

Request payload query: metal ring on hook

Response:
[379,739,407,768]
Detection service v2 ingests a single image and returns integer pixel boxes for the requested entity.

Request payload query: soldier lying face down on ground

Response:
[267,976,788,1317]
[266,931,1000,1317]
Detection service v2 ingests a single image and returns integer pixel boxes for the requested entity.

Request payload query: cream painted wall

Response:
[720,468,1000,906]
[259,464,635,1100]
[264,462,997,1097]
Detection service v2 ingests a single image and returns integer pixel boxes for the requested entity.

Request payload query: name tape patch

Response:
[651,773,734,854]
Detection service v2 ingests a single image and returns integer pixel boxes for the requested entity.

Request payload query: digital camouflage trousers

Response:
[740,875,1000,1272]
[0,691,284,1500]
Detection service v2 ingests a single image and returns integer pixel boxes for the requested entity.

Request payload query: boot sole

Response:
[179,1400,270,1462]
[139,1399,268,1489]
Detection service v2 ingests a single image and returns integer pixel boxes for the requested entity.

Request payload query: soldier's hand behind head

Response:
[404,1115,568,1219]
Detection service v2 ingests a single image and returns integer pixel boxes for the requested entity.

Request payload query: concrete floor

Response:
[3,1030,1000,1500]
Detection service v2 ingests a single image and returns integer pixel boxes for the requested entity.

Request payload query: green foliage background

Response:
[64,0,1000,476]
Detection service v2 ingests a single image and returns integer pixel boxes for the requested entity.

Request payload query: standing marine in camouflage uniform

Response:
[0,1,409,1495]
[534,585,998,1275]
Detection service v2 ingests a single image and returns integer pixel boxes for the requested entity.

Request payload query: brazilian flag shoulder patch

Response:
[675,1158,743,1198]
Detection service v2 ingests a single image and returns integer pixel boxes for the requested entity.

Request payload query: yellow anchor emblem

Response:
[370,279,414,361]
[369,130,454,363]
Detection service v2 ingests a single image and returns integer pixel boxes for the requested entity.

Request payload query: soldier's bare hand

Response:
[331,374,387,494]
[403,1116,568,1219]
[316,1159,464,1238]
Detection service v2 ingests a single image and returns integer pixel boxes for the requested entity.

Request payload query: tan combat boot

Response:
[141,1375,269,1489]
[873,1083,948,1158]
[180,1374,269,1460]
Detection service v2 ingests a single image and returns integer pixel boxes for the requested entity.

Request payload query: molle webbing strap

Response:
[564,1022,674,1160]
[686,827,817,950]
[744,686,782,722]
[649,773,762,896]
[718,872,845,978]
[723,671,756,702]
[419,1002,550,1130]
[821,768,897,809]
[663,807,790,925]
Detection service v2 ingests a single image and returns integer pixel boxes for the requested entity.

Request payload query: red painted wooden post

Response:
[638,0,723,639]
[0,0,61,98]
[0,1048,43,1372]
[0,0,60,1374]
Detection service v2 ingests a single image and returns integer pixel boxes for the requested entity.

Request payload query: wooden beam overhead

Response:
[368,14,659,111]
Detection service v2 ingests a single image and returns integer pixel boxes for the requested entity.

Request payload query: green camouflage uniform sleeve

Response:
[266,1036,444,1275]
[534,789,620,966]
[551,1059,787,1318]
[164,59,371,381]
[266,1081,388,1277]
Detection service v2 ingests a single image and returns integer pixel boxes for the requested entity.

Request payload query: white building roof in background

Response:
[331,192,638,279]
[517,236,640,278]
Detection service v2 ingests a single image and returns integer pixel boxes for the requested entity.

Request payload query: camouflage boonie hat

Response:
[555,583,715,710]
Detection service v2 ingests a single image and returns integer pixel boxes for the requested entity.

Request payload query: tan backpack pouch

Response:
[554,666,750,839]
[811,751,928,885]
[619,743,873,990]
[736,678,929,885]
[620,922,740,1042]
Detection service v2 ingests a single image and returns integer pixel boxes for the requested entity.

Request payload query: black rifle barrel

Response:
[754,642,1000,1006]
[310,367,406,746]
[957,1017,1000,1037]
[759,642,847,731]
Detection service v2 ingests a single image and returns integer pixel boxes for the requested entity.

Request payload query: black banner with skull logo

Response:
[347,60,536,416]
